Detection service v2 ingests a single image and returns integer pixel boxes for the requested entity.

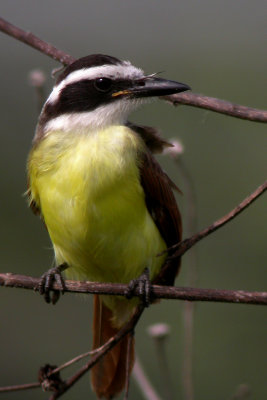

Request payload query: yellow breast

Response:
[28,125,166,320]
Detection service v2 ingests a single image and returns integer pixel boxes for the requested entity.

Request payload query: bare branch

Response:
[169,152,197,400]
[164,92,267,123]
[169,180,267,259]
[48,349,98,377]
[0,17,266,123]
[49,305,144,399]
[0,307,144,398]
[133,356,163,400]
[0,273,266,305]
[0,17,75,65]
[0,382,40,393]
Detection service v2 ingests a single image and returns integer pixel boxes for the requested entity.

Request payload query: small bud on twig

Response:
[163,139,184,158]
[28,69,46,88]
[147,323,171,340]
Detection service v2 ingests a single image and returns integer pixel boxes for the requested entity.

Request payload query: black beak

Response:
[129,77,191,97]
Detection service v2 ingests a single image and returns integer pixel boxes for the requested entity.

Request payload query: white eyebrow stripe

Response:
[47,63,144,104]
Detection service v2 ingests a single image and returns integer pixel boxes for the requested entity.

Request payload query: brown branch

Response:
[48,349,98,376]
[0,273,266,305]
[169,180,267,259]
[0,306,144,397]
[164,92,267,123]
[0,17,266,123]
[0,382,40,393]
[49,305,144,399]
[0,17,75,65]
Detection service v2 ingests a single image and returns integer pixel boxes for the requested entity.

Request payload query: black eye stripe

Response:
[41,78,136,124]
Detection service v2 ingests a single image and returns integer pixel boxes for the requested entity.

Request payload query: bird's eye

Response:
[94,78,112,92]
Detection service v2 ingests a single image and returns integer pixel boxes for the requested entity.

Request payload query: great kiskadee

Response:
[27,54,190,399]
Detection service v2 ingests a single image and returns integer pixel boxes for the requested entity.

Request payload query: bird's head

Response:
[37,54,190,137]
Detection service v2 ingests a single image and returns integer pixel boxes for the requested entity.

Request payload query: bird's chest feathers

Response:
[29,126,145,248]
[29,125,166,286]
[30,125,143,206]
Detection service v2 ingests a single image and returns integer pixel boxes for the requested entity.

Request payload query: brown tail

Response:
[91,295,135,399]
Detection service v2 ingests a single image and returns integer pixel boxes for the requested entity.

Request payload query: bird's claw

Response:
[39,263,68,304]
[125,267,152,307]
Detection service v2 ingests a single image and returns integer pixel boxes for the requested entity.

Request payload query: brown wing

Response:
[139,150,182,286]
[127,121,173,154]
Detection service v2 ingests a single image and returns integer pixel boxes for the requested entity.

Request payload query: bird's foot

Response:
[39,263,68,304]
[125,267,152,307]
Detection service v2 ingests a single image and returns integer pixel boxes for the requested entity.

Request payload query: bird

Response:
[27,54,190,399]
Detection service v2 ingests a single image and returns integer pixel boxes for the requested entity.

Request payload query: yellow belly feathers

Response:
[28,125,166,324]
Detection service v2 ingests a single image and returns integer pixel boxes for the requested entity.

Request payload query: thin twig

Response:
[0,17,75,65]
[47,348,99,377]
[164,144,198,400]
[49,305,144,399]
[133,356,163,400]
[164,92,267,123]
[0,273,266,305]
[168,180,267,259]
[0,382,40,393]
[0,339,134,395]
[0,17,266,123]
[0,310,144,398]
[148,324,174,400]
[175,156,197,400]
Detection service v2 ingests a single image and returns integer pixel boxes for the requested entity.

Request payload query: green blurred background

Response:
[0,1,266,399]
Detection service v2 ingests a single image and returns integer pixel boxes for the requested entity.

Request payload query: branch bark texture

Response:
[0,17,75,65]
[1,273,266,305]
[169,180,267,259]
[163,92,267,122]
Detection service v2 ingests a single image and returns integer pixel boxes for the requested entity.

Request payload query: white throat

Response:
[43,98,143,134]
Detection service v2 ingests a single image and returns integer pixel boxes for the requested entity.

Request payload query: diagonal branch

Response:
[0,306,144,398]
[0,17,75,65]
[49,305,144,399]
[168,180,267,259]
[163,92,267,123]
[0,17,266,123]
